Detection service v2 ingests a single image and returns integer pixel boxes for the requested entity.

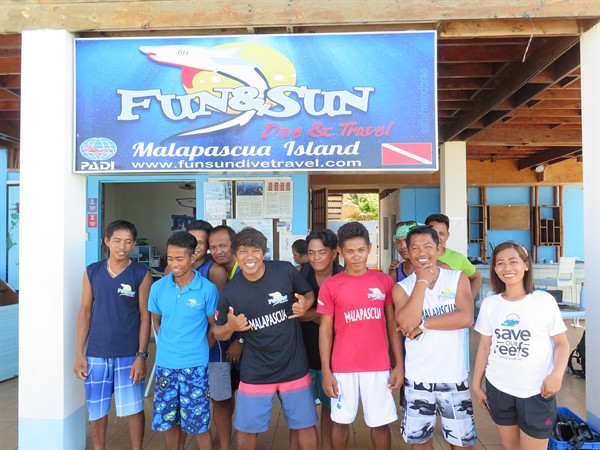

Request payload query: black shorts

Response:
[486,379,556,439]
[231,367,240,391]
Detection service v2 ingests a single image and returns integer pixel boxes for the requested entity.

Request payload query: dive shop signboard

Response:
[74,32,437,174]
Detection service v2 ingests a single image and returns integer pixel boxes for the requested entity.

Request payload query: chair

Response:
[534,256,577,303]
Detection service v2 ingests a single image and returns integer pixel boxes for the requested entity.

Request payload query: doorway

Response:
[311,189,380,268]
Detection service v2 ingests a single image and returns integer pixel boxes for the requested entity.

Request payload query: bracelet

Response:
[416,279,429,285]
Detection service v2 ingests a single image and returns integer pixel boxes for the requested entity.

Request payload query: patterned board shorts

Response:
[152,365,211,434]
[401,378,478,447]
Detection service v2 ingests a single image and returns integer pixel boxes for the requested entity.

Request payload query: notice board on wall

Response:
[488,205,530,230]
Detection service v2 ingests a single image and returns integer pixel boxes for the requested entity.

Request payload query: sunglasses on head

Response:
[505,241,529,257]
[396,220,417,227]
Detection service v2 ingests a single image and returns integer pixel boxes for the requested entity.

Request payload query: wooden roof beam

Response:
[0,121,19,143]
[0,75,21,90]
[438,63,495,78]
[470,129,581,147]
[513,109,582,117]
[444,36,579,141]
[517,147,582,169]
[0,112,20,121]
[439,18,597,38]
[438,44,524,63]
[536,88,582,100]
[0,34,21,46]
[3,1,599,33]
[438,78,492,90]
[505,116,581,124]
[0,100,19,111]
[0,58,21,75]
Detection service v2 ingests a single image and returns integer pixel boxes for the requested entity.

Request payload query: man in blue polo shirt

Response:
[149,231,218,449]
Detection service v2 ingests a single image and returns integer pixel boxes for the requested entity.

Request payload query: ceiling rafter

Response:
[517,147,582,169]
[443,36,579,141]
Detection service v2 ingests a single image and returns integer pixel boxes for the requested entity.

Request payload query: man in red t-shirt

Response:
[318,221,403,450]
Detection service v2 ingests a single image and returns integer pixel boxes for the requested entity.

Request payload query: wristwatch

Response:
[418,318,427,332]
[237,335,245,344]
[136,351,150,360]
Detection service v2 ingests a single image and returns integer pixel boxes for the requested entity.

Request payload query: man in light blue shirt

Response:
[149,231,218,449]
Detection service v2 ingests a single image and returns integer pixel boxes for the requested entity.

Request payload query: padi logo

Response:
[117,283,136,297]
[79,161,116,171]
[80,137,117,161]
[367,288,386,301]
[501,313,520,327]
[116,43,374,137]
[268,292,288,306]
[79,137,117,171]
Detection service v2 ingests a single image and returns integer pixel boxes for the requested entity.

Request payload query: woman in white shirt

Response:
[472,241,570,450]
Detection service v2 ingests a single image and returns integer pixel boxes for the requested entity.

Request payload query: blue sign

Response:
[75,32,437,173]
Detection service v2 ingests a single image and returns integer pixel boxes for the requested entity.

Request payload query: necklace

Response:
[107,259,131,278]
[427,267,440,288]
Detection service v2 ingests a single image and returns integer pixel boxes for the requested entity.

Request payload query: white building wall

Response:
[19,30,87,448]
[581,23,600,429]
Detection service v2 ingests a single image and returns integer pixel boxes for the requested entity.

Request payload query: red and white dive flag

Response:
[381,143,433,165]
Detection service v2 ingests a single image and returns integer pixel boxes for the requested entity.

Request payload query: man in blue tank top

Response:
[74,220,152,450]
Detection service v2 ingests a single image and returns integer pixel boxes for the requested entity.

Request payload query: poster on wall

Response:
[228,219,273,260]
[235,180,265,218]
[264,178,293,219]
[204,181,232,220]
[74,32,437,174]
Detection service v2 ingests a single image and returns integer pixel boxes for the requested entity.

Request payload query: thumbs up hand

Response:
[289,293,310,319]
[227,306,252,332]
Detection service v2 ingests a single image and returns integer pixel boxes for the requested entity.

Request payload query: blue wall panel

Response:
[399,188,440,223]
[563,186,584,259]
[486,187,530,205]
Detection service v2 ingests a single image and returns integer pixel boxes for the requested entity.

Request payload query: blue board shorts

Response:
[84,356,145,421]
[234,373,318,433]
[152,365,211,434]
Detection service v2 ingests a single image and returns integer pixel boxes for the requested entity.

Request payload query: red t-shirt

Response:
[317,270,394,373]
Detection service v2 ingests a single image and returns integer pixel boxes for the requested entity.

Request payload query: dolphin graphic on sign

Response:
[139,45,270,136]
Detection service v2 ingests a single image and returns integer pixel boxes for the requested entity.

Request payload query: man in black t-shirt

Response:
[290,229,343,450]
[214,227,318,450]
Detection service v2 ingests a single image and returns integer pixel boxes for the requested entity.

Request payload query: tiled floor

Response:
[0,323,586,449]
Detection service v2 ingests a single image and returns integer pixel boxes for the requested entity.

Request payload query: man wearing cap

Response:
[389,221,449,283]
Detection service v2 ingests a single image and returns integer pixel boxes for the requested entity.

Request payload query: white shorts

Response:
[331,371,398,427]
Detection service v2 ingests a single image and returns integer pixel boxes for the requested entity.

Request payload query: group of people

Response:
[75,214,570,450]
